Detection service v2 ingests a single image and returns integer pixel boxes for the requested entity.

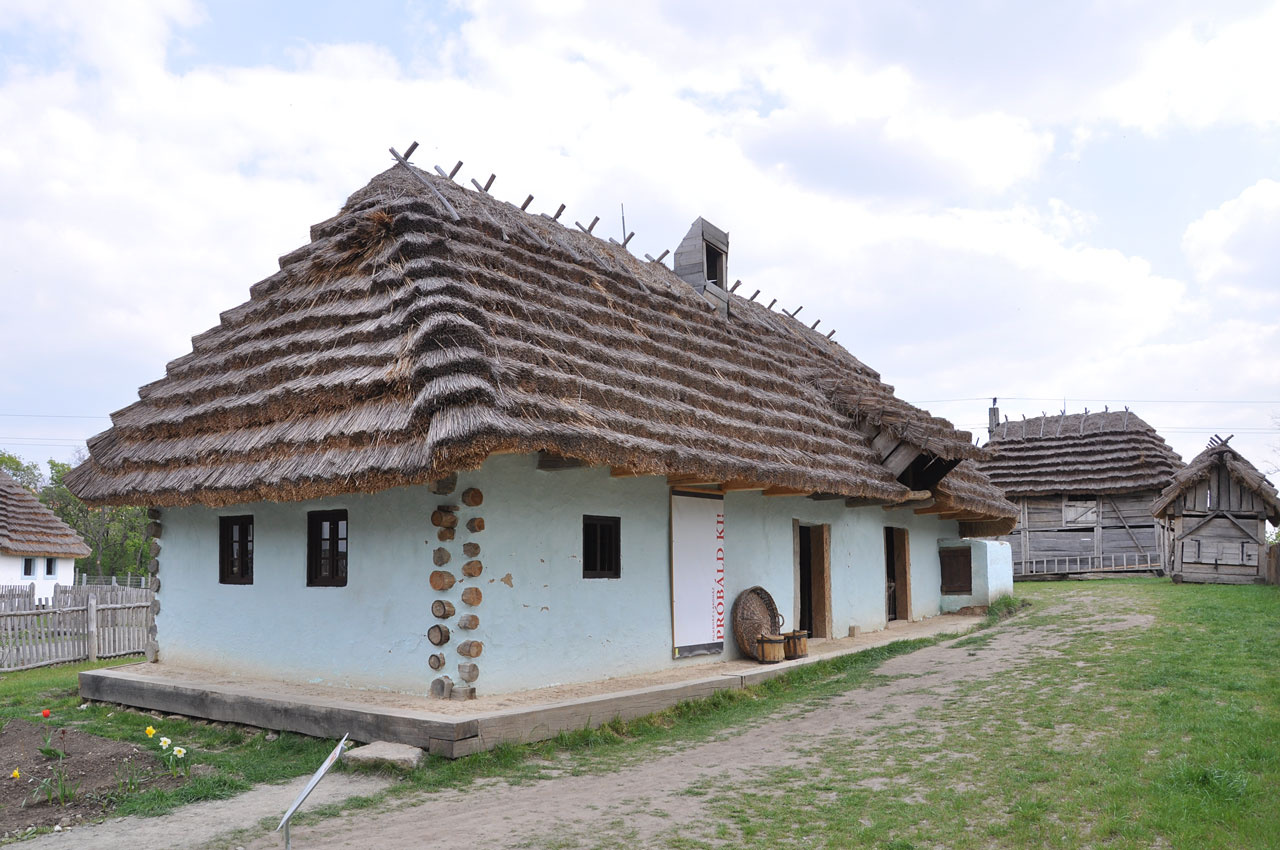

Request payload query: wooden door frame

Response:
[886,526,911,622]
[793,520,832,638]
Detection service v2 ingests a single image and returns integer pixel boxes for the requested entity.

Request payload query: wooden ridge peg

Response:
[428,624,451,646]
[429,570,456,591]
[431,599,455,619]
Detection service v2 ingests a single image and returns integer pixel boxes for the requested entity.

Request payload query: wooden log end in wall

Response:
[437,528,455,542]
[457,640,483,658]
[147,623,158,639]
[429,570,456,591]
[430,676,453,699]
[462,542,481,558]
[428,473,458,495]
[457,614,479,630]
[466,517,485,533]
[145,521,162,539]
[144,641,159,663]
[461,487,484,507]
[150,576,161,593]
[460,587,482,606]
[450,685,476,701]
[149,540,161,558]
[430,510,459,529]
[433,547,451,566]
[427,624,451,646]
[461,559,483,578]
[146,507,162,520]
[147,558,160,575]
[431,599,455,619]
[457,662,479,682]
[150,599,161,617]
[428,653,446,670]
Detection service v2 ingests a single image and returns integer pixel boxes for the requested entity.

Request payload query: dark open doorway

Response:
[795,522,832,638]
[884,527,910,621]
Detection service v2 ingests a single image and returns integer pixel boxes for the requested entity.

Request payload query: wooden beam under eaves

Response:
[667,474,722,487]
[763,486,810,497]
[940,510,990,521]
[845,496,895,508]
[913,502,951,515]
[721,480,769,492]
[537,451,587,471]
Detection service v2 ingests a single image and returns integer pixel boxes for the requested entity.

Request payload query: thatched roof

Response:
[0,470,91,559]
[981,410,1183,497]
[66,163,1014,526]
[1152,440,1280,522]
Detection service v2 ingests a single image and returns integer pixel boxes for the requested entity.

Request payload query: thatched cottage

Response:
[980,404,1183,577]
[66,160,1016,698]
[1152,436,1279,584]
[0,469,90,600]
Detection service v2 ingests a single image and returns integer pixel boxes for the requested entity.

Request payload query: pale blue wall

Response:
[156,455,963,696]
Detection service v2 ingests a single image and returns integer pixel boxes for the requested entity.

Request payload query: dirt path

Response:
[223,596,1139,850]
[19,772,393,850]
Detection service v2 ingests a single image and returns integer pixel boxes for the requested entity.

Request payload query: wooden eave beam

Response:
[721,480,769,492]
[667,474,722,487]
[913,502,953,515]
[762,486,810,497]
[845,497,895,508]
[536,451,587,471]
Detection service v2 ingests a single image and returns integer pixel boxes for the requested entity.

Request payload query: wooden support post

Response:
[87,595,98,663]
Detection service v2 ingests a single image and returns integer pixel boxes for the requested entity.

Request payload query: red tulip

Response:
[41,709,50,718]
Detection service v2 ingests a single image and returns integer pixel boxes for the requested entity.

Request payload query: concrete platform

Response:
[79,614,981,758]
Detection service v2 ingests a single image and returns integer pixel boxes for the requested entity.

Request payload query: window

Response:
[44,558,56,577]
[704,242,725,287]
[307,510,348,587]
[1063,496,1097,526]
[939,547,973,595]
[22,558,34,578]
[583,515,620,579]
[219,515,254,585]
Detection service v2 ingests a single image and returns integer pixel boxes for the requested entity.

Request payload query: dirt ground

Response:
[17,598,1143,849]
[0,718,179,838]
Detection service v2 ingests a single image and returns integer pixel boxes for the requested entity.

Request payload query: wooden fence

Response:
[0,595,152,672]
[1267,544,1278,586]
[1014,552,1164,578]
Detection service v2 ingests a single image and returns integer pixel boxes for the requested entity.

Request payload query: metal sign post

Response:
[276,733,349,849]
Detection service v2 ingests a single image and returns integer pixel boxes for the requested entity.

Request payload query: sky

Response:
[1,0,1277,483]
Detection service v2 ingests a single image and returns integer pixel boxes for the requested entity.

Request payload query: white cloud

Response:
[1183,179,1280,301]
[1097,2,1280,132]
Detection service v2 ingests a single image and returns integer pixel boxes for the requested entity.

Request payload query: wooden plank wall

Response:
[1006,491,1165,574]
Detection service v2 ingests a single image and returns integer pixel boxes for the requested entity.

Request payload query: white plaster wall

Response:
[155,455,966,696]
[937,538,1014,612]
[0,554,69,601]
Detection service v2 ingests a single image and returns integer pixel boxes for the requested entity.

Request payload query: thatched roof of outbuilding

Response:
[66,162,1014,526]
[0,470,91,559]
[981,410,1183,497]
[1152,440,1280,523]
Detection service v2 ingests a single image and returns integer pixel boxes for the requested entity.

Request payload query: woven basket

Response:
[732,586,784,659]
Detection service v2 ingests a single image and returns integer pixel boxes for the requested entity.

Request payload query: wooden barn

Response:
[1151,436,1279,584]
[979,403,1184,577]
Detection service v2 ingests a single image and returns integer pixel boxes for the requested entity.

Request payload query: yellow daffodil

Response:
[173,747,186,759]
[145,726,156,738]
[9,769,18,779]
[160,737,171,749]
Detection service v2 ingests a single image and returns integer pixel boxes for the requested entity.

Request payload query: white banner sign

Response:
[670,492,725,657]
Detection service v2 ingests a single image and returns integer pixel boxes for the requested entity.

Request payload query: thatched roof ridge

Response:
[66,163,1013,523]
[0,470,91,559]
[1151,441,1280,522]
[981,410,1183,497]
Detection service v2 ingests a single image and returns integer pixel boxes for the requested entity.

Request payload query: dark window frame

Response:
[582,515,621,579]
[22,557,34,578]
[939,547,973,595]
[44,557,56,577]
[307,509,348,587]
[219,515,254,585]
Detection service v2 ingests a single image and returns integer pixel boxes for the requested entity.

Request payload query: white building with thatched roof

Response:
[1152,436,1279,584]
[0,469,91,600]
[66,159,1017,699]
[979,404,1184,577]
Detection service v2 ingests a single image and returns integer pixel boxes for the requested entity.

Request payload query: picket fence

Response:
[0,584,153,672]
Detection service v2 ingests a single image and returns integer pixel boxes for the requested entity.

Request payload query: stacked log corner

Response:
[144,508,161,662]
[427,481,484,697]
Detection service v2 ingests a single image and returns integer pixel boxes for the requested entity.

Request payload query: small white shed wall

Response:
[937,539,1014,612]
[0,554,71,601]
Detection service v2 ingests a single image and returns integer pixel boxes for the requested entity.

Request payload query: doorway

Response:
[794,521,832,638]
[884,527,910,622]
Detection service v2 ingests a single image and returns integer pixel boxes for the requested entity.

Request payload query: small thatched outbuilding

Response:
[66,159,1016,700]
[0,469,90,599]
[979,404,1183,577]
[1152,436,1279,584]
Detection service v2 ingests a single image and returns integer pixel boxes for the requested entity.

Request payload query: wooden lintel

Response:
[912,502,950,515]
[940,510,988,521]
[721,481,769,492]
[667,475,722,487]
[763,486,810,497]
[845,497,894,508]
[808,492,846,501]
